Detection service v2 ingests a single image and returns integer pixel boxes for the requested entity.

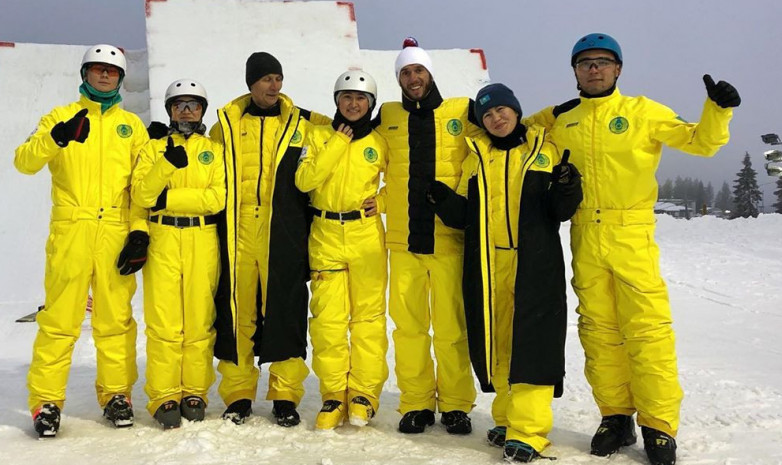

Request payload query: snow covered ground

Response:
[1,214,781,465]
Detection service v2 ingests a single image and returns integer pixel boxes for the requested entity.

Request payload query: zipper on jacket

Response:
[256,118,265,206]
[472,140,494,382]
[504,149,514,249]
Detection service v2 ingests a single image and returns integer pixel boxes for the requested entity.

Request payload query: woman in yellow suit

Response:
[295,70,388,430]
[131,79,226,429]
[428,84,582,462]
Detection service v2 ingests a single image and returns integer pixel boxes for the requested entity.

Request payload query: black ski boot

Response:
[153,400,181,430]
[590,414,637,456]
[487,425,507,447]
[33,403,61,438]
[398,409,435,434]
[222,399,252,425]
[272,400,300,427]
[503,440,541,462]
[642,426,677,465]
[441,410,472,435]
[103,394,134,428]
[180,396,206,422]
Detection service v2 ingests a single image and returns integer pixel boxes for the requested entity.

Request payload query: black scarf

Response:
[402,81,444,114]
[488,123,526,151]
[332,107,374,140]
[244,99,282,117]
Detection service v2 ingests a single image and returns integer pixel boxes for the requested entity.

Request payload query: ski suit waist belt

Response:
[50,206,130,222]
[571,208,655,226]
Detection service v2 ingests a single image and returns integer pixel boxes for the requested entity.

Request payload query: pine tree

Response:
[714,181,733,213]
[731,152,762,218]
[705,182,715,208]
[659,178,674,199]
[773,178,782,214]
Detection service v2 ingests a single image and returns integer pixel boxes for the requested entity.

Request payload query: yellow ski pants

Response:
[28,217,138,414]
[492,250,556,452]
[389,250,475,414]
[571,210,683,437]
[217,206,308,407]
[308,215,388,411]
[143,221,219,415]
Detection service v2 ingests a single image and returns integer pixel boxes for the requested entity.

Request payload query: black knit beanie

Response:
[245,52,283,89]
[474,83,522,128]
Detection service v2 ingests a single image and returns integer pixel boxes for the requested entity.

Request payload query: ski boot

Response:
[642,426,677,465]
[222,399,252,425]
[181,396,206,422]
[590,414,637,456]
[398,409,435,434]
[33,403,61,438]
[103,394,134,428]
[272,400,300,427]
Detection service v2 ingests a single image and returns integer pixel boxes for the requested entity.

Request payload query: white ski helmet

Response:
[333,70,377,108]
[81,44,126,76]
[164,79,208,116]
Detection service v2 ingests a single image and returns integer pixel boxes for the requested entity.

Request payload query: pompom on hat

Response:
[394,37,433,81]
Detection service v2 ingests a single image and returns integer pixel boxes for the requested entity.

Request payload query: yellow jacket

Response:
[295,125,387,212]
[131,133,226,216]
[525,88,732,212]
[15,95,149,231]
[211,92,325,364]
[457,127,579,393]
[374,95,481,254]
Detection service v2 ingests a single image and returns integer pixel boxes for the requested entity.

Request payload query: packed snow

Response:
[1,215,781,464]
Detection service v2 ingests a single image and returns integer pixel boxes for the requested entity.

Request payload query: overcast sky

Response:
[3,0,782,206]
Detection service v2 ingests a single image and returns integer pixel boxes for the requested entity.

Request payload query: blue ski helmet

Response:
[571,33,622,66]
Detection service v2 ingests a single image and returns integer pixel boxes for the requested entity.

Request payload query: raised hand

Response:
[51,108,90,147]
[703,74,741,108]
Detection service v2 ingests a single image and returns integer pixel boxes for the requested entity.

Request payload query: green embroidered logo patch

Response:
[446,119,463,136]
[364,147,378,163]
[198,151,214,165]
[116,124,132,138]
[534,152,550,168]
[291,130,302,144]
[609,116,629,134]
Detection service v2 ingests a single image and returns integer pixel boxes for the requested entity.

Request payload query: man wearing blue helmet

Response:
[527,33,739,465]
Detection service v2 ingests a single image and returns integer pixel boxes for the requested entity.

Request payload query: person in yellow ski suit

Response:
[525,33,740,465]
[428,83,582,462]
[295,70,388,430]
[372,40,481,435]
[14,44,149,437]
[210,52,330,427]
[131,79,225,429]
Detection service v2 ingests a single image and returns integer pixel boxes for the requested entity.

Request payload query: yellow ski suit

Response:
[14,95,149,414]
[446,127,580,452]
[295,125,389,412]
[211,94,329,407]
[527,89,733,436]
[373,86,480,414]
[131,133,226,415]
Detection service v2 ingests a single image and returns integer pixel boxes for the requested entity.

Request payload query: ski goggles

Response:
[87,64,122,77]
[171,100,203,113]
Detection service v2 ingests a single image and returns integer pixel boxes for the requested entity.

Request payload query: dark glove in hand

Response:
[51,108,90,147]
[147,121,169,139]
[151,188,167,212]
[164,136,188,168]
[426,181,451,205]
[117,231,149,276]
[703,74,741,108]
[551,149,577,184]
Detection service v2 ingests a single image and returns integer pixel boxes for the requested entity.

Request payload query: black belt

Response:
[149,214,219,228]
[311,208,362,221]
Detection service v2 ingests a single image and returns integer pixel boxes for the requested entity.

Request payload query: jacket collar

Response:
[580,87,621,107]
[223,92,295,122]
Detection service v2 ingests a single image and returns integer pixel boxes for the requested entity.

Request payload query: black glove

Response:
[151,188,167,212]
[703,74,740,108]
[117,231,149,276]
[147,121,170,139]
[426,181,451,205]
[163,136,188,168]
[51,108,90,147]
[551,149,577,184]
